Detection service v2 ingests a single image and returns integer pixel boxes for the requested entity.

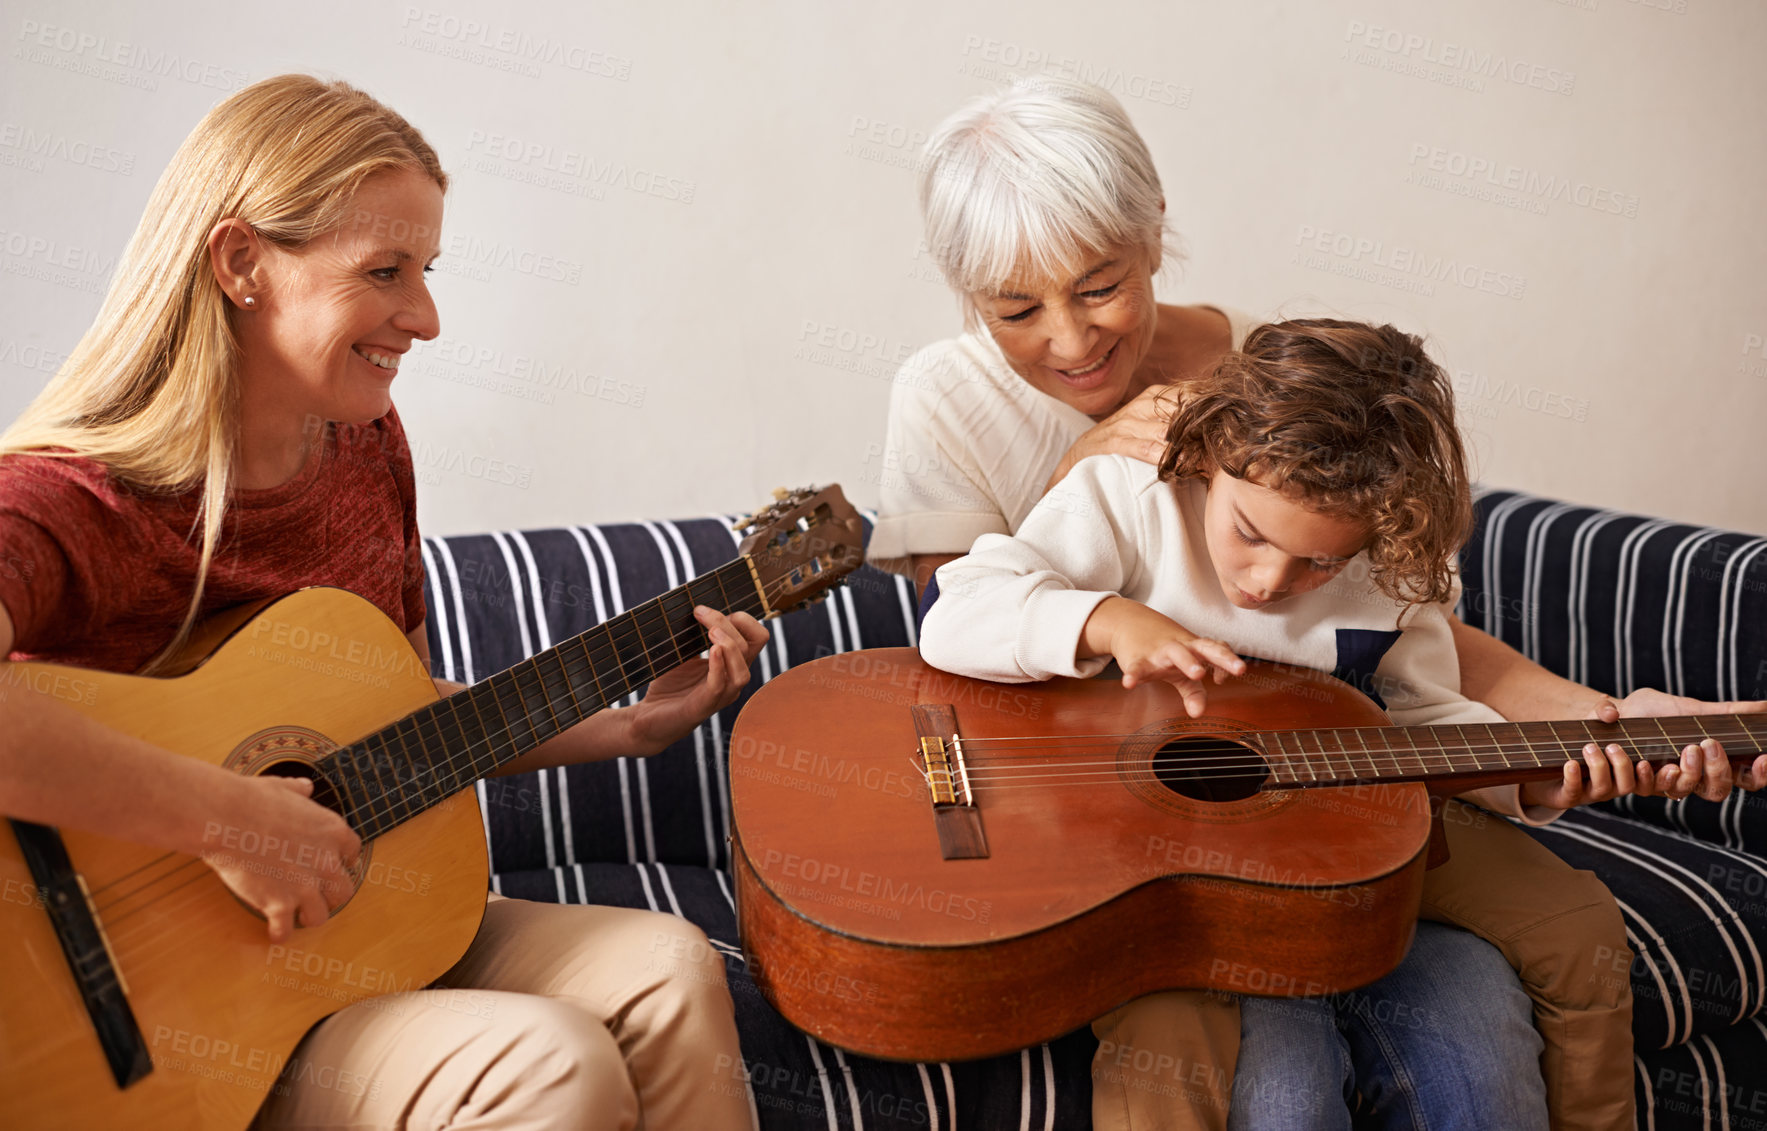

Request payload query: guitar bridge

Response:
[911,705,989,860]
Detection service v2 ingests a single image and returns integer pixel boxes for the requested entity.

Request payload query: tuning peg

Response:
[771,487,791,501]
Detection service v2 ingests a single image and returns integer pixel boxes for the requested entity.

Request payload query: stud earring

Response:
[242,295,256,307]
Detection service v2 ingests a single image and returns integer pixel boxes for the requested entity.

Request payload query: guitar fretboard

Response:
[320,557,764,839]
[1261,715,1767,787]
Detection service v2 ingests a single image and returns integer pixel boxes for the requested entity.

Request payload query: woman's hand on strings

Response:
[628,607,770,755]
[199,774,361,943]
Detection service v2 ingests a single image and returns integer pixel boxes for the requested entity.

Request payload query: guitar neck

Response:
[322,556,765,839]
[1262,714,1767,791]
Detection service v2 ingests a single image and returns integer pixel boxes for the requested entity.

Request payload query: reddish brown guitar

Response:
[729,647,1765,1062]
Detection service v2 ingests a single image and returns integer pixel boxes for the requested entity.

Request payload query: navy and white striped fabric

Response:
[421,493,1767,1129]
[1461,491,1767,1124]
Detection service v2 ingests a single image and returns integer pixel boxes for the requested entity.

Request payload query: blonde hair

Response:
[0,74,445,670]
[917,76,1177,322]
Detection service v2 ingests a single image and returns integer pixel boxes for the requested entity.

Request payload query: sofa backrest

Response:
[424,492,1767,873]
[1459,491,1767,703]
[420,515,918,873]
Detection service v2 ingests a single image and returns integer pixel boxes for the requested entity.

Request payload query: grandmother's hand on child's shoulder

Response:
[1045,385,1186,493]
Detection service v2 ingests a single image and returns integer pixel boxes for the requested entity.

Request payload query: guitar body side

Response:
[0,588,489,1130]
[731,648,1432,1062]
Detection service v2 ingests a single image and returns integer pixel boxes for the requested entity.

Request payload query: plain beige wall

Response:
[3,0,1762,536]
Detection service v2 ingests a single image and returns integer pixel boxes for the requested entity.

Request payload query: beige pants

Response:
[253,894,753,1130]
[1090,801,1634,1131]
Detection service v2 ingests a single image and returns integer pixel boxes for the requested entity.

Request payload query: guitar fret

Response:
[610,616,653,691]
[389,720,427,817]
[1379,729,1407,779]
[551,645,587,717]
[577,635,613,708]
[711,566,740,619]
[529,661,565,737]
[1426,726,1451,777]
[1263,731,1294,785]
[1397,727,1429,779]
[369,736,415,829]
[1450,724,1474,775]
[1333,729,1359,780]
[1515,723,1546,770]
[658,588,697,668]
[452,685,494,791]
[634,599,662,683]
[391,721,427,818]
[327,750,372,831]
[1651,718,1680,761]
[1316,731,1344,781]
[1353,729,1380,780]
[481,674,522,760]
[440,692,483,785]
[1296,732,1319,782]
[355,737,401,824]
[508,666,552,746]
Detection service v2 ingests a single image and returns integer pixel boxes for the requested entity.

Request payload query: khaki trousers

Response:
[1090,801,1633,1131]
[254,894,753,1130]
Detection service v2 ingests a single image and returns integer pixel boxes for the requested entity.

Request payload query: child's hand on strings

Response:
[1080,597,1245,717]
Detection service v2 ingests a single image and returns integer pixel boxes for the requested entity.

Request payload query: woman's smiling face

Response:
[969,244,1160,419]
[237,168,444,427]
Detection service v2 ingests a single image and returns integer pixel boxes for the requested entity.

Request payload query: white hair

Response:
[917,76,1177,305]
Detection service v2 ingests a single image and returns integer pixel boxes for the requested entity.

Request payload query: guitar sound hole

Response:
[260,759,348,822]
[1152,736,1268,803]
[251,758,370,911]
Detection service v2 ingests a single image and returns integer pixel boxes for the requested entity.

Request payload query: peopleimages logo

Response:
[0,123,135,175]
[398,8,632,80]
[1342,20,1574,96]
[462,131,696,204]
[1293,225,1526,301]
[1406,144,1639,219]
[13,20,250,92]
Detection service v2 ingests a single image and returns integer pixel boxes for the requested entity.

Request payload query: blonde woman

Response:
[0,75,761,1129]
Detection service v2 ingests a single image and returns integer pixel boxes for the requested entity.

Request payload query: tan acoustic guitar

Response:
[730,647,1765,1062]
[0,486,862,1130]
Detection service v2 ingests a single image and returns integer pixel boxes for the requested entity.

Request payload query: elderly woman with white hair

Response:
[873,77,1759,1131]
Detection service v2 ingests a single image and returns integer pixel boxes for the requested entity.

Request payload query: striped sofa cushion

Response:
[1460,491,1767,1124]
[1460,491,1767,853]
[419,517,921,873]
[419,492,1767,1130]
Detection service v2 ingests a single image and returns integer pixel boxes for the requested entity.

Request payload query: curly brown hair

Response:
[1156,318,1472,607]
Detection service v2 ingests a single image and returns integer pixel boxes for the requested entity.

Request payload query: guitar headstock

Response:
[733,485,865,617]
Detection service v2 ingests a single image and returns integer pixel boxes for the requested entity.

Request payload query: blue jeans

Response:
[1227,921,1546,1131]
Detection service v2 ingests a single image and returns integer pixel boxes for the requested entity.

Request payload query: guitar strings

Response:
[90,569,812,930]
[82,542,1762,934]
[95,699,1758,921]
